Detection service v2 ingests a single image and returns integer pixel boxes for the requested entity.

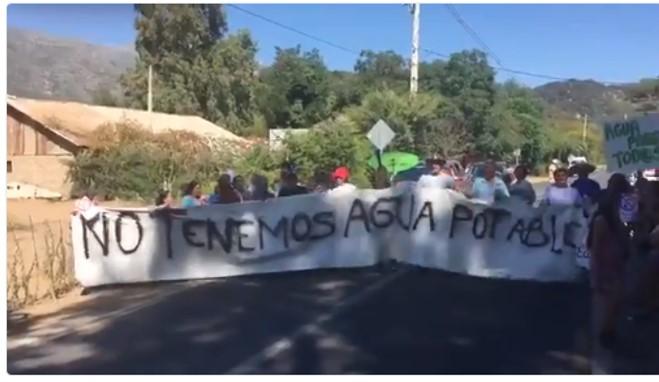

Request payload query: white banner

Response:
[72,187,589,287]
[603,113,659,173]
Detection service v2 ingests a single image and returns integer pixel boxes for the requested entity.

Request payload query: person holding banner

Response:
[508,165,536,205]
[629,181,659,321]
[418,159,454,189]
[73,189,100,216]
[154,189,174,209]
[570,163,601,204]
[232,175,250,202]
[249,174,275,201]
[216,174,242,204]
[467,161,510,204]
[180,181,206,208]
[542,168,582,207]
[588,173,632,350]
[329,166,357,194]
[277,172,309,198]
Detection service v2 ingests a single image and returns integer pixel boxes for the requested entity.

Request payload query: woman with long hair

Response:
[154,189,174,208]
[180,180,205,208]
[588,173,633,349]
[216,173,242,204]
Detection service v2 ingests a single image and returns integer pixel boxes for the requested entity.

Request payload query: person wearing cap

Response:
[329,166,357,194]
[418,159,454,189]
[570,162,601,203]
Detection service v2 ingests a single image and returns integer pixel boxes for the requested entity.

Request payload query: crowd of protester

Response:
[152,163,358,209]
[72,153,658,355]
[146,157,614,210]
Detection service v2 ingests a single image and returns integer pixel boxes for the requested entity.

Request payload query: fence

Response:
[7,217,77,309]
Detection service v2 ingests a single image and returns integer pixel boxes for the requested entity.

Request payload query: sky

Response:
[7,3,659,87]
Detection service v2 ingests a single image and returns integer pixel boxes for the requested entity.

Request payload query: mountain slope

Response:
[534,79,639,121]
[7,28,135,103]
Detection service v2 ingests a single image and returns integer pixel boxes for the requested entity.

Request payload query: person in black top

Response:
[250,174,275,201]
[277,172,309,197]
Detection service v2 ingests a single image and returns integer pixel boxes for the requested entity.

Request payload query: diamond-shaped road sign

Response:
[366,119,396,151]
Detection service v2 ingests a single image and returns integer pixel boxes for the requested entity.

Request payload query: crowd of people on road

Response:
[71,153,659,356]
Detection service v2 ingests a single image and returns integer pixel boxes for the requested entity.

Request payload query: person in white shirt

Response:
[467,161,510,204]
[418,159,455,189]
[542,168,582,206]
[329,166,357,194]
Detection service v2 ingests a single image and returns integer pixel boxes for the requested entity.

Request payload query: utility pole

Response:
[409,2,420,96]
[147,64,153,113]
[581,113,588,145]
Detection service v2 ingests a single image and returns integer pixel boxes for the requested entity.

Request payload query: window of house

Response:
[7,160,12,173]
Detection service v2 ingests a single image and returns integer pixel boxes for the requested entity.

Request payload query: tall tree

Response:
[439,50,496,155]
[346,89,450,155]
[354,50,408,93]
[419,59,446,93]
[488,81,547,167]
[121,4,258,133]
[257,46,331,129]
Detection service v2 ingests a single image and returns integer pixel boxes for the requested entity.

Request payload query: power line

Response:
[230,4,627,86]
[423,48,626,85]
[227,4,361,56]
[444,4,503,66]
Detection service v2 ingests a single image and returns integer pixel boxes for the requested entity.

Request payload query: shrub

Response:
[280,117,372,188]
[68,121,236,200]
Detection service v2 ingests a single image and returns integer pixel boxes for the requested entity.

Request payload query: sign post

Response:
[367,119,396,169]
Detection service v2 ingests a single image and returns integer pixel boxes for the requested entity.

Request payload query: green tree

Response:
[257,46,331,129]
[327,70,362,112]
[121,4,259,133]
[354,50,408,94]
[346,89,457,156]
[500,81,546,166]
[419,59,446,93]
[439,50,496,154]
[281,117,372,187]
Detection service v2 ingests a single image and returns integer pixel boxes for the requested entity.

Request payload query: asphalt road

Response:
[8,266,592,374]
[7,171,615,375]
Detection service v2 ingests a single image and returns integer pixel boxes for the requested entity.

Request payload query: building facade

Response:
[7,102,79,198]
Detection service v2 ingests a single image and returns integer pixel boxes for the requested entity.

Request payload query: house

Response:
[6,96,248,199]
